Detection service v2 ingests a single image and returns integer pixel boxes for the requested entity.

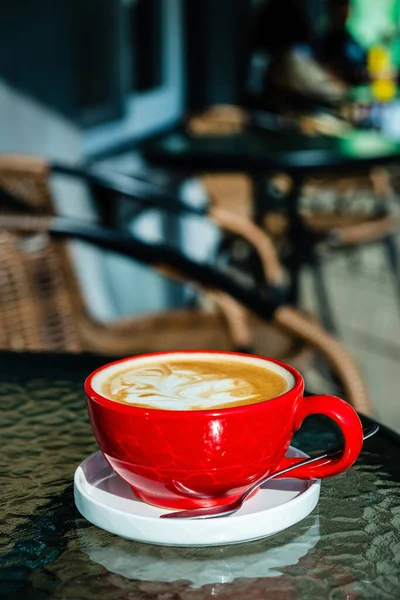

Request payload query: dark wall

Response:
[0,0,122,124]
[0,0,252,123]
[0,0,77,118]
[184,0,252,111]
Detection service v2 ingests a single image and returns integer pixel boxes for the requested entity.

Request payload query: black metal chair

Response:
[0,209,371,415]
[0,153,373,414]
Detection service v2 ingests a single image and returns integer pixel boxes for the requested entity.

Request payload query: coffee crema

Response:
[101,358,288,410]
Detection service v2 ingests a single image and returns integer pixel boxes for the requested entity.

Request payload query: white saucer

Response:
[74,448,320,547]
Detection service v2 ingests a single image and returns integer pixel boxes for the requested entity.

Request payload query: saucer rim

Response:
[74,447,320,528]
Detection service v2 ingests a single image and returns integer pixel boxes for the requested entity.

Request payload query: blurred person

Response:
[250,0,347,112]
[316,0,369,85]
[252,0,312,57]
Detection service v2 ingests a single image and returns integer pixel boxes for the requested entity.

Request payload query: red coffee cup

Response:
[85,351,364,510]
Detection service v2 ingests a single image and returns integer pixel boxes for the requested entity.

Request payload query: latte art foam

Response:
[101,358,288,410]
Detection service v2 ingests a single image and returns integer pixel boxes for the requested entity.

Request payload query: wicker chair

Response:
[0,153,190,223]
[0,154,293,356]
[0,154,372,414]
[0,212,372,415]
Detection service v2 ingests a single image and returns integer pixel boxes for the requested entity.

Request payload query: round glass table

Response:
[1,351,400,600]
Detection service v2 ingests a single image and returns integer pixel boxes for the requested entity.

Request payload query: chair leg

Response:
[163,211,187,308]
[345,247,363,273]
[382,234,400,314]
[308,250,338,334]
[285,177,307,307]
[305,247,342,389]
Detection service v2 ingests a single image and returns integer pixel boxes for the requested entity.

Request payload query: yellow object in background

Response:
[368,44,397,102]
[368,45,391,76]
[372,78,397,101]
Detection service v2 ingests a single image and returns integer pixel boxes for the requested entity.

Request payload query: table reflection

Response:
[76,515,320,588]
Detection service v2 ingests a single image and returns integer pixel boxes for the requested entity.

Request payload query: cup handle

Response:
[273,395,364,479]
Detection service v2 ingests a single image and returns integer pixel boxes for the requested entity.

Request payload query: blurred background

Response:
[0,0,400,429]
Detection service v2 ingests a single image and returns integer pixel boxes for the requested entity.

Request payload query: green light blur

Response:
[348,0,399,47]
[340,130,400,157]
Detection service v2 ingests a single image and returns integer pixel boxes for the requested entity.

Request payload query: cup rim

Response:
[84,350,304,416]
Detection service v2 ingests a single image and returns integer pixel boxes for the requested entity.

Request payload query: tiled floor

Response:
[301,241,400,431]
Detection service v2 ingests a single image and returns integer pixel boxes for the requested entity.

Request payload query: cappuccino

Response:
[100,356,288,410]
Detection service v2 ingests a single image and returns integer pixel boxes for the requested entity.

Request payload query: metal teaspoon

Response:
[160,424,379,519]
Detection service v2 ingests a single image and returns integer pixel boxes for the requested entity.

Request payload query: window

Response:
[83,0,184,157]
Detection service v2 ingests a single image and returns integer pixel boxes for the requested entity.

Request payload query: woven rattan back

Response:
[0,156,84,351]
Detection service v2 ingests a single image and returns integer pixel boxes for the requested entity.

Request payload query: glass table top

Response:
[1,352,400,600]
[142,127,400,174]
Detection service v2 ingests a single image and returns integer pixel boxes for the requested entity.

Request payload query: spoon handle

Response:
[161,423,379,519]
[239,423,379,504]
